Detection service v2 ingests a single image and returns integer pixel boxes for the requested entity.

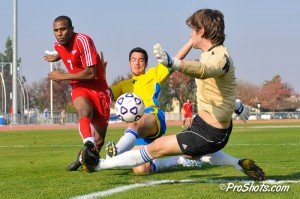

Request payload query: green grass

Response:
[0,122,299,198]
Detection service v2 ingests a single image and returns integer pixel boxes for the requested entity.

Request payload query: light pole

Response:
[16,76,25,113]
[26,85,29,124]
[0,72,6,115]
[0,62,12,115]
[17,76,29,124]
[45,50,58,124]
[12,0,18,124]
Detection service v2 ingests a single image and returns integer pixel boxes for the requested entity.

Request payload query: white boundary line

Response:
[0,144,82,148]
[228,143,300,146]
[1,143,299,148]
[70,179,300,199]
[235,125,300,129]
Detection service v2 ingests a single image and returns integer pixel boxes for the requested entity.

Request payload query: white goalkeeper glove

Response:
[45,50,58,56]
[235,99,249,123]
[153,43,181,70]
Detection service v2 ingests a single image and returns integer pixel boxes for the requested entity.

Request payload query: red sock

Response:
[78,117,94,142]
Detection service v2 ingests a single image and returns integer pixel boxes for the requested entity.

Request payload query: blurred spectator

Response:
[60,109,66,125]
[182,98,193,128]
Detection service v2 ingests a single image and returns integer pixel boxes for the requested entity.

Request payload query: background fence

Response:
[0,111,299,126]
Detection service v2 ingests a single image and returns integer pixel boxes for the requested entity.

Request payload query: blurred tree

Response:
[159,79,174,112]
[236,79,260,106]
[27,78,48,111]
[27,63,71,112]
[167,71,196,113]
[110,73,132,86]
[66,102,76,113]
[186,77,197,112]
[258,75,294,110]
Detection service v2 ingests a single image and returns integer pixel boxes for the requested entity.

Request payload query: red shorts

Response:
[184,113,192,118]
[71,87,111,127]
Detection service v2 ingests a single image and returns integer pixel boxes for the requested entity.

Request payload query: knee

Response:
[74,104,91,118]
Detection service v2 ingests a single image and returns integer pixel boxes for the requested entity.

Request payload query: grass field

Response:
[0,122,299,198]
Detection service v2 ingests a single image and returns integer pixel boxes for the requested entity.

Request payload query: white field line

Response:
[0,143,299,148]
[235,125,300,129]
[70,179,300,199]
[228,143,300,146]
[0,144,82,148]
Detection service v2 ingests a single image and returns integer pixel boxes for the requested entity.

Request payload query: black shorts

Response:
[176,114,232,157]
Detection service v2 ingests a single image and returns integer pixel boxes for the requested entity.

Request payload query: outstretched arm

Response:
[154,43,230,79]
[48,66,95,81]
[99,51,107,79]
[174,38,193,60]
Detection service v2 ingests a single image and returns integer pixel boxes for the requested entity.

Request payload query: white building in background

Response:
[171,98,180,113]
[165,98,182,120]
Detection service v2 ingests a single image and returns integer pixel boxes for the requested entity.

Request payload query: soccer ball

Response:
[115,93,145,123]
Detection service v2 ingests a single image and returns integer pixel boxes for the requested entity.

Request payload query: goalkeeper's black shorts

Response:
[176,114,232,157]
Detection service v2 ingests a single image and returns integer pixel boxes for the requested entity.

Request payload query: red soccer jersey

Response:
[54,33,107,90]
[183,102,193,115]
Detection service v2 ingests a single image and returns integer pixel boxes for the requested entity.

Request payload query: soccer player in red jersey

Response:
[44,16,110,172]
[182,98,193,128]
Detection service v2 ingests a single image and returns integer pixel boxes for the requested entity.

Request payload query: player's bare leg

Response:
[72,96,99,172]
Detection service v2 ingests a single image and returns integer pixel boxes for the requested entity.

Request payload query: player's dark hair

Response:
[54,16,73,28]
[186,9,225,46]
[129,47,148,64]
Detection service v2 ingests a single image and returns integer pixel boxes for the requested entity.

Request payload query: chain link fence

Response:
[0,111,299,126]
[0,112,78,125]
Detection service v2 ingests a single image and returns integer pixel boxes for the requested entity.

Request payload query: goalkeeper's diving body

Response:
[81,9,265,180]
[69,45,256,178]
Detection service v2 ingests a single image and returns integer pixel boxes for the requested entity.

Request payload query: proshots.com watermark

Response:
[219,182,290,193]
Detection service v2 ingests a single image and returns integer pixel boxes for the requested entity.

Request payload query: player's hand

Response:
[99,51,107,76]
[99,51,107,68]
[235,99,249,123]
[153,43,181,70]
[44,50,59,62]
[48,70,64,81]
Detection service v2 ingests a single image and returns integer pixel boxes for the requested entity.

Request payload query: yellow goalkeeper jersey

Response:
[110,64,170,109]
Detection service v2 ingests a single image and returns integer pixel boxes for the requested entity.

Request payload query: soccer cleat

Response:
[105,141,117,159]
[81,141,100,173]
[179,156,203,167]
[238,159,266,181]
[67,149,82,171]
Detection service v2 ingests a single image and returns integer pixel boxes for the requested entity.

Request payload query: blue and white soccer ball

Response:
[115,93,145,123]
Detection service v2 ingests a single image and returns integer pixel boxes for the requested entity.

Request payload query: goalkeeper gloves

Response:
[153,43,181,70]
[235,99,250,123]
[45,50,58,56]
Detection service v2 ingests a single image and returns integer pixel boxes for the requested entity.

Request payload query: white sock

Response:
[95,147,153,170]
[83,137,95,144]
[151,156,181,172]
[115,128,138,154]
[201,150,242,171]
